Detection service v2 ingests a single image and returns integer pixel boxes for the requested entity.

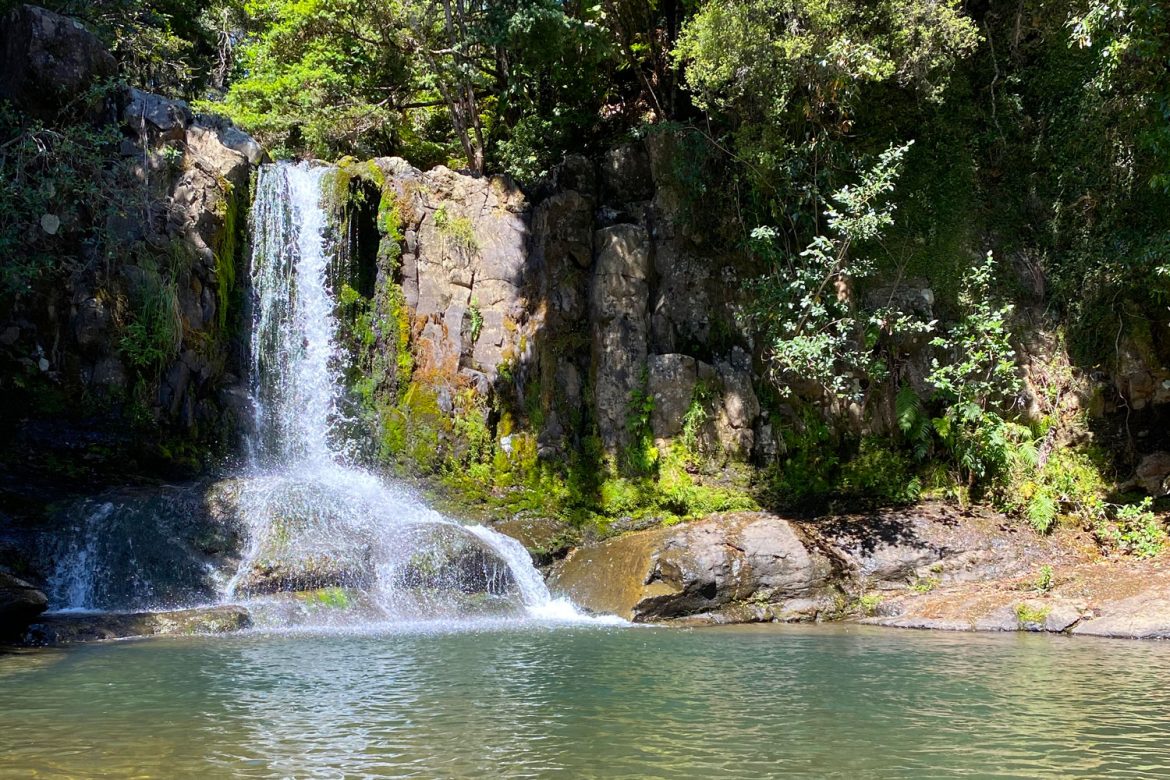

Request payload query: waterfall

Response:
[249,163,344,465]
[41,161,589,625]
[229,161,580,625]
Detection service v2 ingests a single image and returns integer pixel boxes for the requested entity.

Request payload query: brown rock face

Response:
[548,513,834,621]
[0,5,116,118]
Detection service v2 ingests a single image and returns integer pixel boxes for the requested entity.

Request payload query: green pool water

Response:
[2,622,1169,779]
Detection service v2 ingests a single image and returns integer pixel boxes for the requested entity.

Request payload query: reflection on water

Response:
[3,624,1170,779]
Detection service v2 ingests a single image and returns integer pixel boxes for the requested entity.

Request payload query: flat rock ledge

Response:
[862,563,1170,640]
[546,504,1170,639]
[22,605,251,645]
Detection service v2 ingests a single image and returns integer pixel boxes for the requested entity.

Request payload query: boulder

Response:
[221,477,380,597]
[549,512,834,621]
[1130,451,1170,497]
[234,553,374,596]
[123,88,192,142]
[392,524,517,596]
[0,572,48,638]
[0,4,116,118]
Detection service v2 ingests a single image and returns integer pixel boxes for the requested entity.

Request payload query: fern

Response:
[895,385,932,460]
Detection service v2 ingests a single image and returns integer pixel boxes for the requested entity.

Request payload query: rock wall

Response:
[341,137,769,484]
[0,5,262,480]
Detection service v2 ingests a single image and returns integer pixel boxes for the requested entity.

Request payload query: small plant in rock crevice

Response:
[469,298,483,343]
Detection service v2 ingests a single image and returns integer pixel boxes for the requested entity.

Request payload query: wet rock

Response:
[492,517,578,566]
[235,553,374,596]
[549,512,834,621]
[0,572,48,638]
[43,484,248,612]
[393,524,517,596]
[220,479,379,597]
[0,4,116,118]
[24,605,251,645]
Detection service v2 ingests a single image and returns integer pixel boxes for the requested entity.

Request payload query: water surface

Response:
[3,623,1170,778]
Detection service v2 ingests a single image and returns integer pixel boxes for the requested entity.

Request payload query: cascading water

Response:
[229,161,583,626]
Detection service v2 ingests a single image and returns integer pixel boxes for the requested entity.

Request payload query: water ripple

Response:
[2,624,1170,778]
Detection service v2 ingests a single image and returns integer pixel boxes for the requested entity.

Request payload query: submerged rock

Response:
[393,524,517,596]
[549,512,834,621]
[234,553,374,596]
[0,572,48,638]
[24,605,251,645]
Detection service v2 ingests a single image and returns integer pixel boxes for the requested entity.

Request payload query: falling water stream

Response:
[47,161,588,625]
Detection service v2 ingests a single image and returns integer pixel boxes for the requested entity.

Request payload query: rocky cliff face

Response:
[333,138,770,504]
[0,5,263,481]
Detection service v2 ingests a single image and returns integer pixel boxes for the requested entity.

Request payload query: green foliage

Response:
[910,575,940,594]
[751,142,931,402]
[856,592,883,616]
[1003,447,1109,534]
[199,0,412,158]
[1070,0,1170,192]
[622,371,657,475]
[29,0,240,97]
[838,438,922,505]
[468,298,484,344]
[674,0,978,218]
[118,265,183,373]
[205,0,612,175]
[1033,564,1055,593]
[895,385,932,461]
[680,379,716,455]
[1098,498,1167,558]
[927,252,1024,486]
[0,96,131,298]
[1015,602,1051,627]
